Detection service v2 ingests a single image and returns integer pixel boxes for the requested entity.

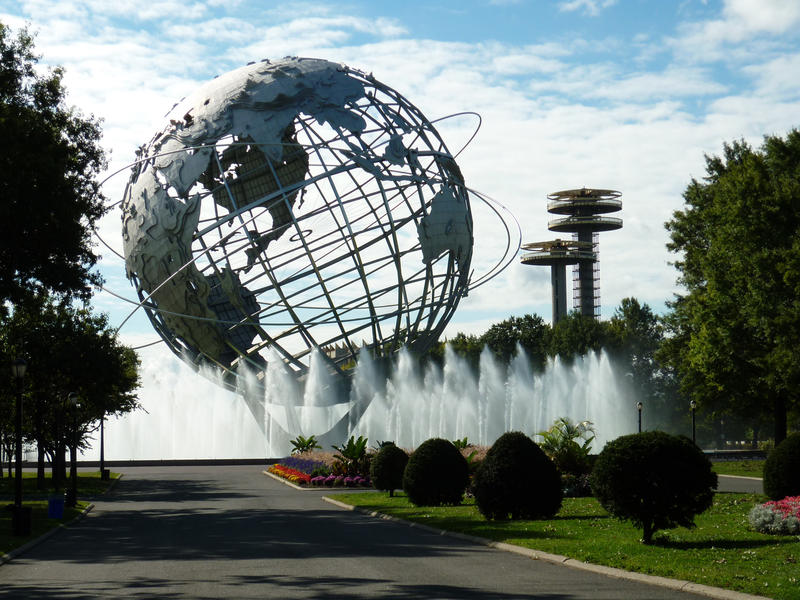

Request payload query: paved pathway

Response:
[0,466,720,599]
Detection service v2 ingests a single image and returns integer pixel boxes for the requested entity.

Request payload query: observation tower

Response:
[520,239,595,324]
[522,188,622,322]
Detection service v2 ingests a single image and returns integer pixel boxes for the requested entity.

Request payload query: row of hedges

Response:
[371,431,723,544]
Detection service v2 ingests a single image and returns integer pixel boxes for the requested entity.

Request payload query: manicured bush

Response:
[763,432,800,501]
[589,431,717,544]
[370,443,409,497]
[472,431,562,520]
[402,438,469,506]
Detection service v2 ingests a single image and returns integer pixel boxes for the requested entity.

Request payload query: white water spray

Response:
[259,344,635,454]
[82,343,635,460]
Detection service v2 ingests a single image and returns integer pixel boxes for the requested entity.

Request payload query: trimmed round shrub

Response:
[472,431,562,520]
[402,438,469,506]
[763,433,800,501]
[370,443,409,496]
[590,431,717,544]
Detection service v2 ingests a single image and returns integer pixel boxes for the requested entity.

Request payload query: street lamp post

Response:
[11,358,30,536]
[99,411,108,480]
[65,393,80,507]
[636,401,643,433]
[690,400,697,444]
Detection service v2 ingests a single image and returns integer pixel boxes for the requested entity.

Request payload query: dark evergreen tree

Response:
[0,23,106,306]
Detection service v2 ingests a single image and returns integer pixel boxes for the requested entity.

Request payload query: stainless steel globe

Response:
[121,57,474,390]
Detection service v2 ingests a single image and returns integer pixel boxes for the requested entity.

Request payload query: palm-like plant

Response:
[537,417,596,475]
[290,434,321,455]
[332,435,369,475]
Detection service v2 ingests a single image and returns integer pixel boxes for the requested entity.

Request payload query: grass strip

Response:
[335,491,799,600]
[712,460,765,478]
[0,471,120,498]
[0,500,91,557]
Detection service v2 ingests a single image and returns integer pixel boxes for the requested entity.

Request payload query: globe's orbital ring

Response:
[98,182,516,339]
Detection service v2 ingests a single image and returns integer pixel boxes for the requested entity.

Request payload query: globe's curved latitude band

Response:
[121,57,475,391]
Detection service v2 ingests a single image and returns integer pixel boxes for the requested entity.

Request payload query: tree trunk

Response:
[52,442,66,490]
[37,443,46,490]
[774,396,787,447]
[642,521,654,545]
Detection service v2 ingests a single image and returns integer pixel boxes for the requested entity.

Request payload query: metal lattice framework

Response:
[120,58,477,389]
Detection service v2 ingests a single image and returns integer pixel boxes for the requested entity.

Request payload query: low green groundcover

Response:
[0,500,91,556]
[333,491,800,600]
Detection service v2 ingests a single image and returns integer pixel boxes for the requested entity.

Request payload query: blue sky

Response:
[3,0,800,455]
[5,0,799,340]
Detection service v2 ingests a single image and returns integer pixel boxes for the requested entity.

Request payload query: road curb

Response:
[321,496,771,600]
[0,502,94,567]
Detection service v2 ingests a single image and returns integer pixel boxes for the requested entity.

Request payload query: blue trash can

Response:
[48,496,65,519]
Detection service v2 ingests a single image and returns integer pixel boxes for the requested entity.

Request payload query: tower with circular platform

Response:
[521,188,622,323]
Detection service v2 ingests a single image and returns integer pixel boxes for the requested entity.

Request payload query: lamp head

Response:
[11,357,26,380]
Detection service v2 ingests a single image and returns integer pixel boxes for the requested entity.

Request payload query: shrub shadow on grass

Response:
[552,514,611,521]
[469,525,566,541]
[653,537,798,550]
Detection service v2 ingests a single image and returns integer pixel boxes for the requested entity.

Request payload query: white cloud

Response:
[4,0,799,457]
[558,0,618,17]
[672,0,800,60]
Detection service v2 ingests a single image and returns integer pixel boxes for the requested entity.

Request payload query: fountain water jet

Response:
[82,342,635,460]
[259,343,636,453]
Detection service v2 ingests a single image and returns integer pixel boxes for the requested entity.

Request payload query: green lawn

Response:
[0,471,120,498]
[712,460,765,478]
[0,471,119,557]
[335,492,799,600]
[0,500,91,556]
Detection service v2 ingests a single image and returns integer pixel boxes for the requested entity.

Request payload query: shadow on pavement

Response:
[0,576,576,599]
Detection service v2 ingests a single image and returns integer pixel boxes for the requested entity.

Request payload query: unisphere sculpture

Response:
[121,57,474,393]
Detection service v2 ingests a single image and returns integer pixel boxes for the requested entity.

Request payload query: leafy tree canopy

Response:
[547,311,610,360]
[480,314,549,370]
[0,22,106,306]
[0,294,140,453]
[664,130,800,443]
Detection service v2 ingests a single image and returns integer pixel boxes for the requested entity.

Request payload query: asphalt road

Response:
[717,474,763,494]
[0,466,722,599]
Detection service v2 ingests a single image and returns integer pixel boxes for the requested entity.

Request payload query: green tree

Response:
[547,311,610,360]
[440,332,484,370]
[0,295,140,487]
[606,298,683,431]
[665,131,800,444]
[480,314,549,370]
[0,23,106,306]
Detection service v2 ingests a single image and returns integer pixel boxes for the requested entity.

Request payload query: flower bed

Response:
[748,495,800,534]
[309,474,371,488]
[268,452,372,488]
[268,464,312,485]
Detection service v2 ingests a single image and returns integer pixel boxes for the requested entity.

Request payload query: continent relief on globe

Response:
[121,57,472,373]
